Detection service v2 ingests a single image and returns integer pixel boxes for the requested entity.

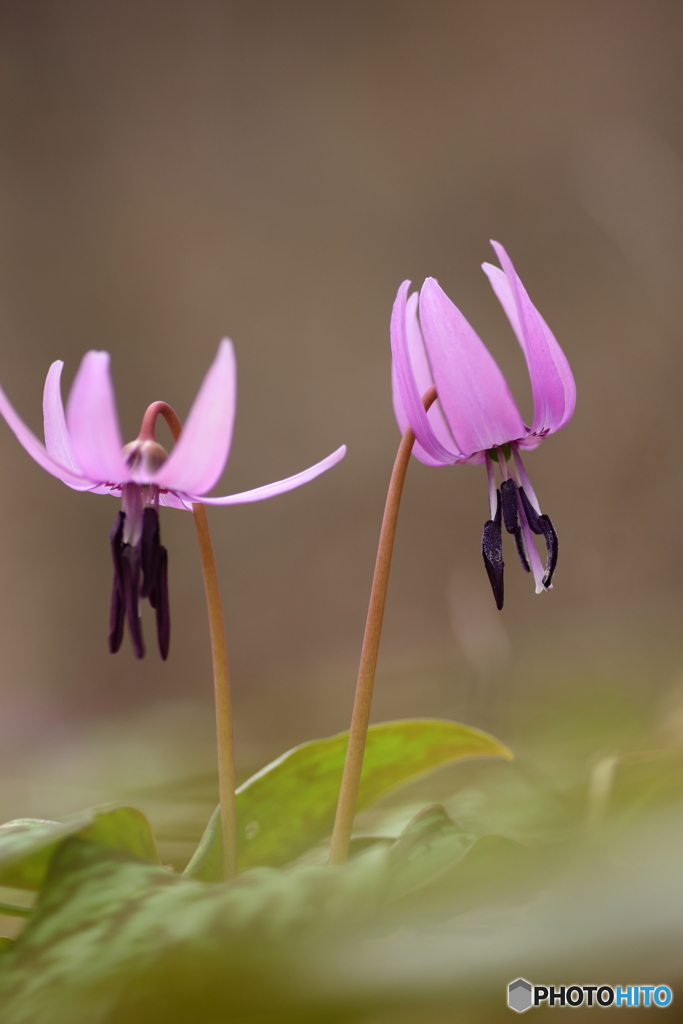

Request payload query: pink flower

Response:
[391,241,575,609]
[0,340,346,656]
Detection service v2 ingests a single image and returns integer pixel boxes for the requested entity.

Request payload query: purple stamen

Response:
[538,517,558,587]
[500,478,530,573]
[512,526,531,574]
[500,478,519,533]
[518,486,541,532]
[140,507,161,600]
[519,487,559,588]
[482,489,504,610]
[108,511,125,654]
[122,544,144,659]
[108,503,169,659]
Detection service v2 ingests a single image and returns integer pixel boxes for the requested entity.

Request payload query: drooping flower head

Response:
[391,241,575,609]
[0,341,346,656]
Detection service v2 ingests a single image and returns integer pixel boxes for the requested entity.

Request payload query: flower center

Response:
[122,438,168,478]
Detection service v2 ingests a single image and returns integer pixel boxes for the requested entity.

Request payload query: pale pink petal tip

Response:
[152,339,237,495]
[43,361,81,473]
[486,241,576,436]
[66,351,130,483]
[188,444,346,505]
[390,282,461,466]
[0,371,91,488]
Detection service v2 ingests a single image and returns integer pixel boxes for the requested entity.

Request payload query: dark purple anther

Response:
[482,489,504,610]
[109,512,126,654]
[519,487,559,588]
[122,544,144,659]
[512,529,531,574]
[108,506,170,659]
[500,478,530,573]
[500,479,519,533]
[140,507,161,600]
[538,519,558,588]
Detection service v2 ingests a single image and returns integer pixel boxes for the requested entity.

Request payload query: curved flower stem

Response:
[328,386,437,866]
[191,504,237,880]
[148,401,237,881]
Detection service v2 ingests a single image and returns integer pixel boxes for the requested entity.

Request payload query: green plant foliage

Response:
[0,806,159,891]
[3,698,683,1022]
[3,803,683,1023]
[185,718,512,880]
[384,803,476,900]
[0,904,31,919]
[0,836,389,1023]
[0,802,513,1023]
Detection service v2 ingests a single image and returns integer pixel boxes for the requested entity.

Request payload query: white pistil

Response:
[121,483,144,546]
[485,452,498,520]
[497,445,510,481]
[512,445,542,515]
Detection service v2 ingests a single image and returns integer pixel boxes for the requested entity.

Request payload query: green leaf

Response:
[385,804,476,900]
[186,718,512,879]
[0,902,32,918]
[0,836,388,1023]
[389,831,536,922]
[0,806,160,891]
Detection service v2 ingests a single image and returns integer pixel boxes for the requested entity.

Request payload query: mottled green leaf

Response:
[0,806,159,891]
[186,718,512,879]
[0,836,387,1024]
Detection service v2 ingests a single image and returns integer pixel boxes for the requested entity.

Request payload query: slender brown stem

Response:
[328,386,437,865]
[191,502,238,880]
[148,401,238,880]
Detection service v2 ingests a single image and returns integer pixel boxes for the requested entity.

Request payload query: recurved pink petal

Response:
[158,490,193,510]
[184,445,346,505]
[418,278,526,456]
[0,378,93,488]
[152,340,236,496]
[43,361,83,474]
[406,291,466,462]
[66,351,130,483]
[392,360,448,467]
[485,242,576,435]
[391,282,462,466]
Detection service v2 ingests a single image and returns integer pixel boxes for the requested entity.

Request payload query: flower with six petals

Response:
[0,340,346,657]
[391,241,575,609]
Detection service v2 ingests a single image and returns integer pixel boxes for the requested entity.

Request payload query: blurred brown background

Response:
[0,0,681,820]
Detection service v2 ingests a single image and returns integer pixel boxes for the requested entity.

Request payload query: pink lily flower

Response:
[0,340,346,657]
[391,241,575,609]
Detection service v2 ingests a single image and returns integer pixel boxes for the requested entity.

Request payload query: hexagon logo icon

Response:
[508,978,533,1013]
